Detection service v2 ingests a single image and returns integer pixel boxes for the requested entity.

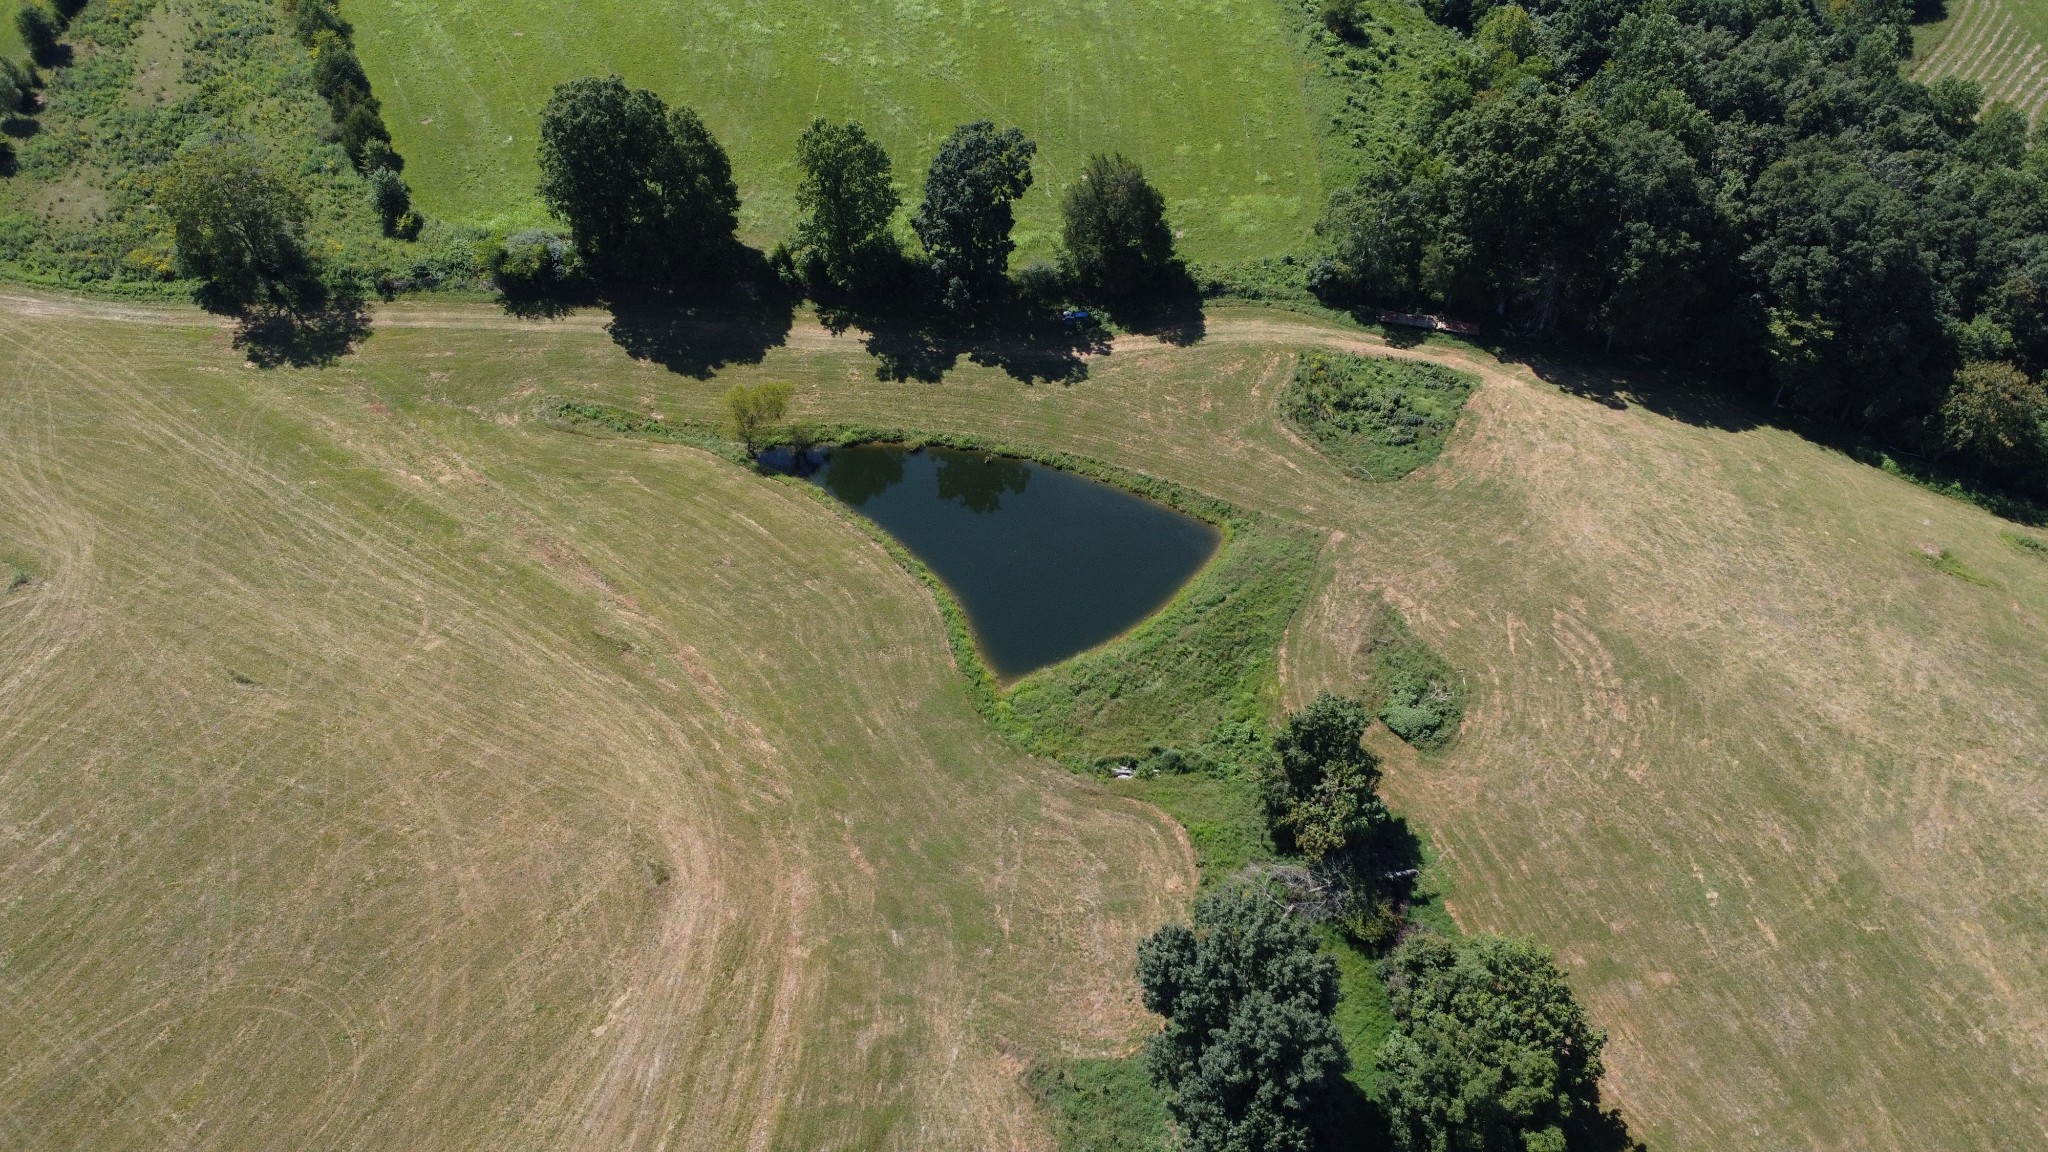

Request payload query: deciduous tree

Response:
[1942,360,2047,474]
[794,118,899,290]
[912,121,1035,311]
[153,141,311,306]
[1137,884,1346,1152]
[1060,152,1175,300]
[1379,933,1616,1152]
[537,76,739,281]
[1267,692,1387,864]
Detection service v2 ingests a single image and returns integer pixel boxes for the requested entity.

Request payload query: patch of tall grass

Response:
[1283,351,1478,482]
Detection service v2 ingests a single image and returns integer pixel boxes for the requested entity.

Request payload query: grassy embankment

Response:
[1914,0,2048,121]
[8,290,2048,1151]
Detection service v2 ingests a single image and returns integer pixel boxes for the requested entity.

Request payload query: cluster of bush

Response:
[488,75,1181,313]
[1136,691,1628,1152]
[282,0,417,238]
[1312,0,2048,498]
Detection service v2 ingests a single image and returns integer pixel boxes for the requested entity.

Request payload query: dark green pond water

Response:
[790,445,1220,679]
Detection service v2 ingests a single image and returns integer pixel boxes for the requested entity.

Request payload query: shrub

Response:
[0,58,35,115]
[492,228,572,290]
[366,168,414,236]
[1320,0,1365,38]
[1364,604,1465,750]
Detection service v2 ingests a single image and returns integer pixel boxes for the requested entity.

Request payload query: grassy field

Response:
[4,288,2048,1150]
[0,2,22,61]
[0,292,1200,1148]
[1914,0,2048,121]
[339,0,1326,262]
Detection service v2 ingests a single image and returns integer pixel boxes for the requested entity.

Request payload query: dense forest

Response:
[1315,0,2048,492]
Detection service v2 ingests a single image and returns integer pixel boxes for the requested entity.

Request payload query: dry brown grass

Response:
[0,296,1191,1150]
[3,288,2046,1149]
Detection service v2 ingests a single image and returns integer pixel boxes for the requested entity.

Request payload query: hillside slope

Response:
[0,294,1193,1149]
[2,291,2046,1149]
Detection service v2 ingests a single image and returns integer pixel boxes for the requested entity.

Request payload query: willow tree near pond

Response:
[724,381,792,454]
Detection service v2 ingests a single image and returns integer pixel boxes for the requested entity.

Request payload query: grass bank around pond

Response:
[545,400,1324,761]
[548,395,1465,1151]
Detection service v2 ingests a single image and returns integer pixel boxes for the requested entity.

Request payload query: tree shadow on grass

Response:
[1096,265,1208,347]
[818,291,1111,384]
[1485,333,1765,433]
[1315,1078,1395,1151]
[604,285,796,379]
[231,298,372,368]
[1568,1099,1649,1152]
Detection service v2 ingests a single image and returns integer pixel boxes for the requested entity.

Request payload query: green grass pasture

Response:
[341,0,1326,261]
[1,2,23,61]
[1915,0,2048,120]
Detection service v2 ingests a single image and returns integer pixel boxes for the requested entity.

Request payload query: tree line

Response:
[1314,0,2048,493]
[501,75,1180,312]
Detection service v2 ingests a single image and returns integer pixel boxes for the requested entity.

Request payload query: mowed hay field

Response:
[1915,0,2048,120]
[340,0,1324,261]
[3,289,2048,1151]
[0,295,1198,1148]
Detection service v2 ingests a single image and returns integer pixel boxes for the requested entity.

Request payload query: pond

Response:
[786,444,1221,680]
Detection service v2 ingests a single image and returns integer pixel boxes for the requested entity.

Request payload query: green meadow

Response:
[344,0,1327,262]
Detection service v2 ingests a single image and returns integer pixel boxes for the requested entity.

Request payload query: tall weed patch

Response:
[1283,351,1477,481]
[1363,600,1464,749]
